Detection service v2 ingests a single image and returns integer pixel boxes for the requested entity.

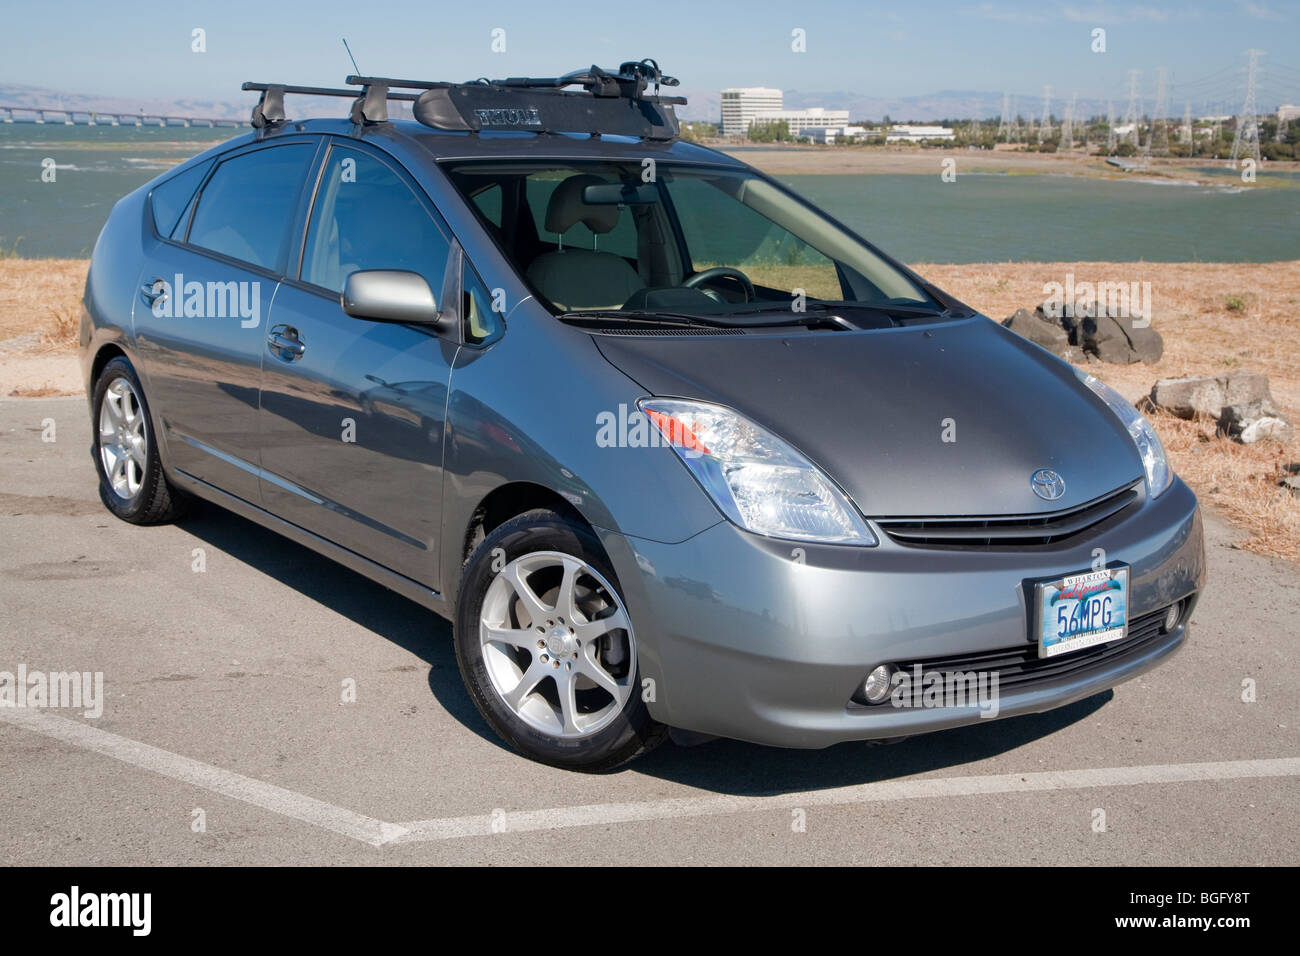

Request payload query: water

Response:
[782,173,1300,263]
[0,125,236,258]
[2,125,1298,262]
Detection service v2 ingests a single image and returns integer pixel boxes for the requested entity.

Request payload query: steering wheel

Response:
[683,267,755,303]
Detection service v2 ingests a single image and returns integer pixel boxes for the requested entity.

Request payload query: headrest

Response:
[544,174,621,235]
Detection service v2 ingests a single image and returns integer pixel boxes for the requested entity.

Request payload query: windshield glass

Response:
[444,160,941,318]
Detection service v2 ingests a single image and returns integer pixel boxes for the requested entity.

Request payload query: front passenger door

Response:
[257,142,459,589]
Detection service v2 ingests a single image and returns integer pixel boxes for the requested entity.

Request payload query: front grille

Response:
[877,481,1141,549]
[856,604,1177,706]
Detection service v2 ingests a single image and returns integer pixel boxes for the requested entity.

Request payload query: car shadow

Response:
[178,500,1114,797]
[628,693,1110,796]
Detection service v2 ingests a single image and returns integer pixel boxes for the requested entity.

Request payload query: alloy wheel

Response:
[98,376,148,499]
[479,550,636,739]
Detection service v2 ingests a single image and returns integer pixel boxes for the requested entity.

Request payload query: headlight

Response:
[638,398,877,545]
[1075,370,1172,497]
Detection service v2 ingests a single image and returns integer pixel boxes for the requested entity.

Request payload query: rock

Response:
[1223,407,1294,444]
[1001,307,1070,357]
[1149,372,1275,419]
[1128,324,1164,364]
[1150,372,1293,444]
[1048,300,1163,364]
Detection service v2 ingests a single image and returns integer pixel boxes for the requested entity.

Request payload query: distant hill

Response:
[0,83,385,122]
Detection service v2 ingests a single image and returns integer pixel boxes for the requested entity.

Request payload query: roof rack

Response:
[241,81,416,129]
[242,59,686,141]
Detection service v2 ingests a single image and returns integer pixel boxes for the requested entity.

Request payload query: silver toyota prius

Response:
[80,63,1205,770]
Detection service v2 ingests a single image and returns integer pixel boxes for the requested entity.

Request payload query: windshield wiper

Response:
[722,301,947,323]
[557,309,733,329]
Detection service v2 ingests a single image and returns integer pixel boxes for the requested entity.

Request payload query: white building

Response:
[885,124,955,143]
[720,88,784,136]
[1277,105,1300,124]
[800,125,868,145]
[754,107,852,136]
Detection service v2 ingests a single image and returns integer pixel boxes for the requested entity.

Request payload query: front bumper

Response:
[599,477,1206,748]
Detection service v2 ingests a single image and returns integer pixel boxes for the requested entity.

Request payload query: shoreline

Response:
[716,144,1300,187]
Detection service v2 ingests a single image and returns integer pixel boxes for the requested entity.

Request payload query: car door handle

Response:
[267,325,306,360]
[140,278,167,306]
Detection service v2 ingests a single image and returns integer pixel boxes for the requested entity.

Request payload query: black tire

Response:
[454,508,666,771]
[91,356,192,524]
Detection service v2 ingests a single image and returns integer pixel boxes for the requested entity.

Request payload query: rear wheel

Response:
[92,356,190,524]
[454,509,665,771]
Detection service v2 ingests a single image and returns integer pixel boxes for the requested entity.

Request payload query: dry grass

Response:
[1,257,1297,559]
[1143,409,1299,560]
[0,258,87,350]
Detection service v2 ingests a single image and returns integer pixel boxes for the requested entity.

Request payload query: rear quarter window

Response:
[149,160,211,238]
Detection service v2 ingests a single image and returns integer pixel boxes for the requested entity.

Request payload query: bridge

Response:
[0,104,242,128]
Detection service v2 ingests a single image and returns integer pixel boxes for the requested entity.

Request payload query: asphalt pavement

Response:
[1,396,1297,865]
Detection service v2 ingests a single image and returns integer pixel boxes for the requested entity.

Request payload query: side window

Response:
[302,146,451,296]
[187,144,313,270]
[462,263,503,346]
[668,174,844,300]
[150,160,211,238]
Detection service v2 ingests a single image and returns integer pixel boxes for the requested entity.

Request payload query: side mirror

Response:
[341,270,447,328]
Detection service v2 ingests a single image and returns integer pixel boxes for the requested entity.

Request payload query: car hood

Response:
[594,316,1144,518]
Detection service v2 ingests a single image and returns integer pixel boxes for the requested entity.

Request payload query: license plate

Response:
[1035,566,1129,658]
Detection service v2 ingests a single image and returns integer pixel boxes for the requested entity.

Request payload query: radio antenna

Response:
[342,38,361,75]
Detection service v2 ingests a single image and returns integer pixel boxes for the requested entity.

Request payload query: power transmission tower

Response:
[1231,49,1264,164]
[1039,85,1053,142]
[1181,102,1192,146]
[996,92,1011,141]
[1106,98,1116,153]
[1061,92,1076,150]
[1143,67,1168,158]
[1121,70,1141,148]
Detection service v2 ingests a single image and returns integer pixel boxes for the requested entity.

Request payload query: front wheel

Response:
[454,509,665,771]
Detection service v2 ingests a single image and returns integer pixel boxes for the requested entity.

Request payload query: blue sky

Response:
[3,0,1298,108]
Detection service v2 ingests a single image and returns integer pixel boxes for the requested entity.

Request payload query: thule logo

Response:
[474,107,542,128]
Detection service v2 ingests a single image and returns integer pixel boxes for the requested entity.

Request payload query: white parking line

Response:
[4,707,1298,847]
[0,706,407,847]
[391,756,1300,842]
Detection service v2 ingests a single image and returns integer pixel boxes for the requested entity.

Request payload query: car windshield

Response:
[443,160,943,320]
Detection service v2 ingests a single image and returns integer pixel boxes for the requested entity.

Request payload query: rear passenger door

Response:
[257,141,459,589]
[133,139,320,504]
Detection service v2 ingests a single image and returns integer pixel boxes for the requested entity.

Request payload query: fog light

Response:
[862,664,896,704]
[1162,603,1182,633]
